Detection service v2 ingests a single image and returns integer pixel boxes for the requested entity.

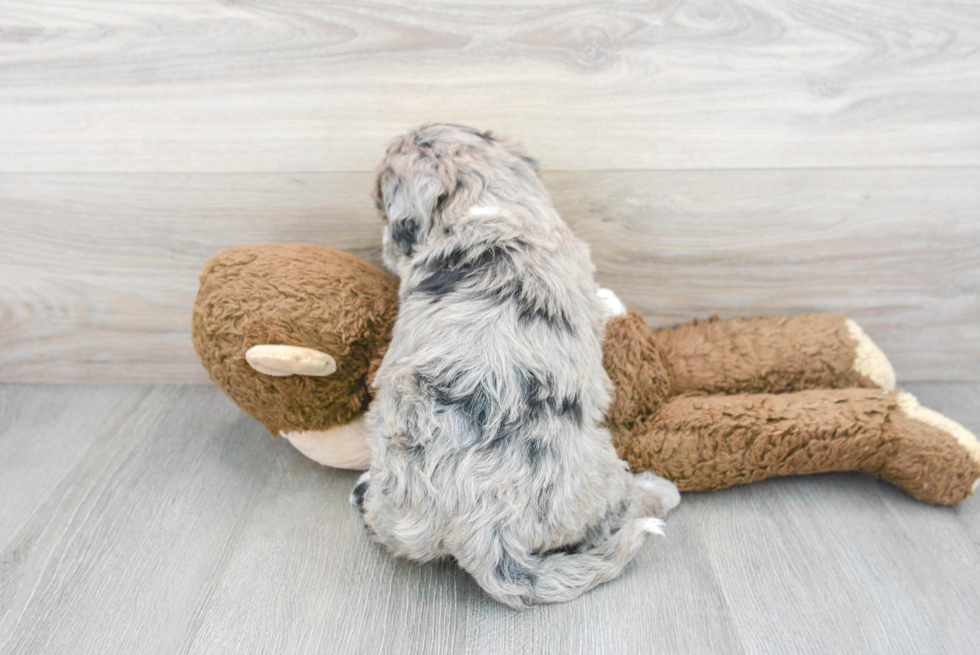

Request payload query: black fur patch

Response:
[434,192,448,214]
[488,425,517,450]
[487,279,574,334]
[414,245,510,297]
[518,368,551,421]
[582,520,611,546]
[558,397,583,426]
[579,498,632,547]
[517,302,573,334]
[534,480,555,521]
[534,541,585,557]
[351,480,369,512]
[391,218,420,256]
[413,242,573,334]
[427,366,583,458]
[420,372,497,441]
[453,387,494,437]
[517,368,582,427]
[525,439,546,468]
[414,263,470,296]
[495,548,537,587]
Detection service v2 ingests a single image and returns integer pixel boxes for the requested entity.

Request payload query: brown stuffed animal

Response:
[192,244,980,505]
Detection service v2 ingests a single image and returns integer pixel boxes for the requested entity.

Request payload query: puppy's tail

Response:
[461,518,664,610]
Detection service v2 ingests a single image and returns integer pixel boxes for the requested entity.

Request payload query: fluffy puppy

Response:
[354,124,680,609]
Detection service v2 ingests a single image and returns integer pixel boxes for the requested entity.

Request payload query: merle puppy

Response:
[352,124,680,609]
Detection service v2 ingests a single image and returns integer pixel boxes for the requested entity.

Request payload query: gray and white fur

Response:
[355,124,679,610]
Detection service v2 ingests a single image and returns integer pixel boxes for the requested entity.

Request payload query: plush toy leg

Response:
[281,414,371,471]
[650,313,896,395]
[614,388,980,505]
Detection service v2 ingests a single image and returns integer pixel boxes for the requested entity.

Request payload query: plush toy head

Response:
[192,244,398,436]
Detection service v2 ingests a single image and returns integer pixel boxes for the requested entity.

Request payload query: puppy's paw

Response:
[350,471,371,510]
[641,518,665,536]
[596,288,627,319]
[634,471,681,519]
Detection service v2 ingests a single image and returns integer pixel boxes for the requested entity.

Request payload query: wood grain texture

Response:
[1,168,977,383]
[0,385,150,552]
[0,382,978,654]
[1,1,979,172]
[0,385,280,655]
[557,168,980,382]
[694,474,980,654]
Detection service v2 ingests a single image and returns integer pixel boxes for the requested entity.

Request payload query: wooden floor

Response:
[1,381,978,654]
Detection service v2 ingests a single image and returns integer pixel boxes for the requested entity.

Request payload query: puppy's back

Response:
[364,124,659,608]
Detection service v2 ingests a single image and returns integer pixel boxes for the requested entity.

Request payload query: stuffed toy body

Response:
[193,244,980,506]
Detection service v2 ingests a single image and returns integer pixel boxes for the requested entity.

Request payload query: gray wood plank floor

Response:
[1,383,978,654]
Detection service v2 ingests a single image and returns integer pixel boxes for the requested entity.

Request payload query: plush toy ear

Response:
[245,345,337,377]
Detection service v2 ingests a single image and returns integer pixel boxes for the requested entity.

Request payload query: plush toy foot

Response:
[281,414,371,471]
[616,388,980,505]
[882,392,980,503]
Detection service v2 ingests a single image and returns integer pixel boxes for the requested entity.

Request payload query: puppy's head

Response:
[373,124,540,273]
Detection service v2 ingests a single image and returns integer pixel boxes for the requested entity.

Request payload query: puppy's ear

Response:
[379,165,448,257]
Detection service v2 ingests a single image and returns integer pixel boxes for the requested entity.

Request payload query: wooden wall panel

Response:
[1,1,977,382]
[1,169,977,383]
[1,1,979,173]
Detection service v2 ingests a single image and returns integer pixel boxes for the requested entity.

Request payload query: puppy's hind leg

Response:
[633,471,681,519]
[456,517,663,610]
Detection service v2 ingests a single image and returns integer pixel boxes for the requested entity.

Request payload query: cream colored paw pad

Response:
[897,392,980,466]
[846,319,896,390]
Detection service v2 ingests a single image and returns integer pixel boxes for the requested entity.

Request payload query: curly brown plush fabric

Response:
[601,311,980,505]
[602,311,672,433]
[649,313,877,395]
[612,387,979,505]
[192,244,980,505]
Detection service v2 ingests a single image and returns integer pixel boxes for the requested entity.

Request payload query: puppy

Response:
[354,124,680,609]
